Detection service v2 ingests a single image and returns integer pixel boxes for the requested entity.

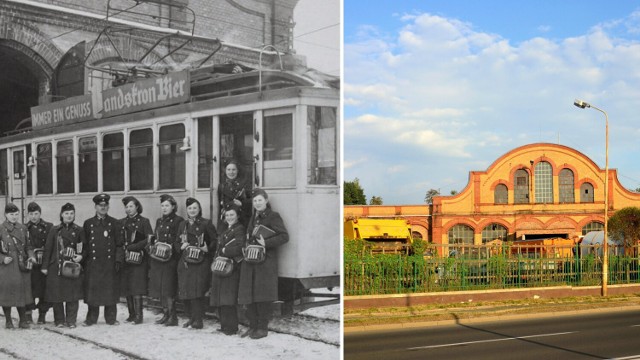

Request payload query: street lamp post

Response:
[574,99,609,296]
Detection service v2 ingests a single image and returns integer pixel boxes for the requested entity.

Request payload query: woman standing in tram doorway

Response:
[120,196,153,324]
[0,203,36,329]
[238,189,289,339]
[210,203,245,335]
[177,197,216,330]
[217,159,251,231]
[41,203,85,328]
[149,194,183,327]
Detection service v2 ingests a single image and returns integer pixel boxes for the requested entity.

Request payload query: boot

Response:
[25,310,34,324]
[155,299,169,325]
[125,296,136,323]
[17,307,30,329]
[3,307,14,329]
[164,300,178,327]
[37,311,47,324]
[189,299,203,330]
[133,296,143,325]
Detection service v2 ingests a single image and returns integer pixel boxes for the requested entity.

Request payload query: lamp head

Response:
[574,99,590,109]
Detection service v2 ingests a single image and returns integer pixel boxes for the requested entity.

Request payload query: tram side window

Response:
[0,149,6,195]
[307,106,337,185]
[56,140,74,194]
[103,133,124,191]
[36,143,53,194]
[130,129,153,190]
[159,124,185,189]
[79,136,98,192]
[263,113,294,187]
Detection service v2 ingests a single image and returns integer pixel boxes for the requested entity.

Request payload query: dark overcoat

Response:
[42,222,85,303]
[0,221,34,307]
[238,208,288,305]
[120,214,152,296]
[217,176,251,230]
[210,221,244,307]
[27,219,52,299]
[148,212,183,299]
[176,217,216,300]
[83,215,124,306]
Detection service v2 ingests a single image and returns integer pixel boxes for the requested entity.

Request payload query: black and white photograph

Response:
[0,0,340,359]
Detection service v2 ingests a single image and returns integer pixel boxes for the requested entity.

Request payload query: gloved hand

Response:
[3,256,13,265]
[181,242,188,250]
[72,254,83,263]
[41,269,48,275]
[115,261,121,272]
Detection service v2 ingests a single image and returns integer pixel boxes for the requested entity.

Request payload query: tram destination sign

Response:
[30,71,190,129]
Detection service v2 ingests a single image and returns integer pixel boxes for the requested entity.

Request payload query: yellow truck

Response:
[344,218,413,254]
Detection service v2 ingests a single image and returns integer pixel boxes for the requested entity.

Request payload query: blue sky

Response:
[344,1,640,204]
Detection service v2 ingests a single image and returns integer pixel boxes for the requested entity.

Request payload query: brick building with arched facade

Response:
[345,143,640,246]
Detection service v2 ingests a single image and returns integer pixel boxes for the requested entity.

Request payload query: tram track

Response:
[0,347,29,360]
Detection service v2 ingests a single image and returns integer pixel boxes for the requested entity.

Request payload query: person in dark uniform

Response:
[149,194,183,326]
[0,203,36,329]
[119,196,152,325]
[238,189,289,339]
[210,203,245,335]
[41,203,85,328]
[82,194,124,326]
[217,160,251,231]
[177,197,216,330]
[25,202,53,324]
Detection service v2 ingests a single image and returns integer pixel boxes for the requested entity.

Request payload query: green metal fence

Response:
[344,243,640,296]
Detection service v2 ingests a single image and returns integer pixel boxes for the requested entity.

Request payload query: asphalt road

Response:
[345,309,640,360]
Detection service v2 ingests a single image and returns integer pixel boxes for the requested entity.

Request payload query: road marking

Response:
[407,331,577,350]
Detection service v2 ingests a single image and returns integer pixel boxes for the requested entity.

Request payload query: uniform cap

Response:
[93,193,110,205]
[251,188,269,199]
[160,194,175,204]
[224,203,242,215]
[4,203,19,214]
[122,196,138,206]
[27,202,41,213]
[186,197,199,207]
[61,203,75,212]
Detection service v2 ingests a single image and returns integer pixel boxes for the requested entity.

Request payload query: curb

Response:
[344,303,640,333]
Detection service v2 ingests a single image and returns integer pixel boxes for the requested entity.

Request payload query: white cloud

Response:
[345,9,640,204]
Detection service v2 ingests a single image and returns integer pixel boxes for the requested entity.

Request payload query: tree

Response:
[344,178,366,205]
[607,206,640,249]
[369,196,383,205]
[424,188,440,204]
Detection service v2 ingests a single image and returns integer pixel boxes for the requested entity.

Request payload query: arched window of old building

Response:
[494,184,508,204]
[580,182,594,203]
[535,161,553,203]
[411,231,423,240]
[514,169,529,204]
[481,224,507,243]
[582,221,603,235]
[448,224,474,245]
[559,168,575,203]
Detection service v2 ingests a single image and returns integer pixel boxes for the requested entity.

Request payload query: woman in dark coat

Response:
[217,160,251,231]
[120,196,153,324]
[0,203,36,329]
[177,197,216,330]
[25,201,53,324]
[41,203,85,328]
[238,188,289,339]
[210,204,244,335]
[149,194,183,326]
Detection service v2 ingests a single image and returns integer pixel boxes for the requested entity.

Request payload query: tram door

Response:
[9,146,28,221]
[219,112,255,205]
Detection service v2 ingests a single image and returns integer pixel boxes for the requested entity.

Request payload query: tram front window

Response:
[307,106,337,185]
[263,112,293,187]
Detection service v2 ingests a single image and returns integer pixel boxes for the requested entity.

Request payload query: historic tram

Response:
[0,64,340,309]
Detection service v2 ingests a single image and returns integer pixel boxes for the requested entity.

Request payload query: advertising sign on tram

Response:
[30,71,190,129]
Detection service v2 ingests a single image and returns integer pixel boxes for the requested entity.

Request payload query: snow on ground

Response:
[0,298,340,360]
